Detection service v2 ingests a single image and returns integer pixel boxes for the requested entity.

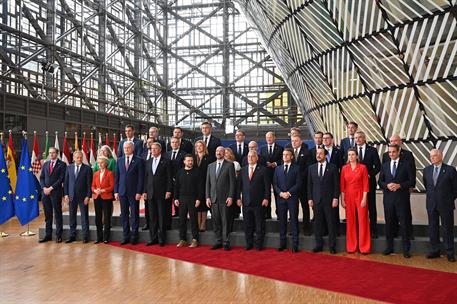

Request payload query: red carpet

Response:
[108,243,457,303]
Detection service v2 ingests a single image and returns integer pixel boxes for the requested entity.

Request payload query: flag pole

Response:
[19,131,36,237]
[0,131,9,237]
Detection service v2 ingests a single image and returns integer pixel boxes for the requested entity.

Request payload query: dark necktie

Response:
[392,161,397,177]
[125,156,130,170]
[433,166,439,186]
[350,137,354,147]
[172,151,176,160]
[216,162,221,177]
[204,137,208,145]
[284,164,289,175]
[238,144,242,156]
[319,163,323,178]
[359,146,363,161]
[75,165,80,178]
[269,145,273,155]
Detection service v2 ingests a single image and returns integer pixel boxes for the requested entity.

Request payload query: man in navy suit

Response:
[355,131,381,238]
[143,142,172,246]
[39,147,67,243]
[167,127,193,154]
[340,122,358,159]
[378,144,415,258]
[166,136,187,223]
[229,129,248,163]
[423,149,457,262]
[64,151,92,243]
[196,121,221,163]
[114,141,144,245]
[308,147,340,254]
[147,126,166,154]
[260,131,283,219]
[273,148,302,252]
[118,124,144,157]
[237,151,270,251]
[309,131,324,165]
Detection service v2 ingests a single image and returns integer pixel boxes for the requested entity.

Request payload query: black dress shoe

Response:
[120,240,129,245]
[224,244,231,251]
[39,237,51,243]
[159,243,165,247]
[83,239,89,244]
[256,247,263,251]
[66,238,76,244]
[312,247,323,253]
[292,246,299,253]
[447,255,456,262]
[383,248,393,256]
[141,225,149,231]
[277,246,286,252]
[426,252,440,259]
[56,238,63,243]
[245,245,253,251]
[329,248,337,254]
[94,240,101,244]
[211,244,223,250]
[103,240,109,244]
[131,240,138,245]
[403,252,411,258]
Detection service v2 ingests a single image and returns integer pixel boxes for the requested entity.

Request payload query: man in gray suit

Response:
[206,146,236,250]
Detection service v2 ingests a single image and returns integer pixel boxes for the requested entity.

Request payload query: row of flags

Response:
[0,131,120,227]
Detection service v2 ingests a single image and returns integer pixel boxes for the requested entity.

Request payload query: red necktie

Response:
[50,161,54,174]
[249,166,254,181]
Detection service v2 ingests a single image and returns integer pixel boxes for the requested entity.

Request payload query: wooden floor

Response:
[1,213,456,303]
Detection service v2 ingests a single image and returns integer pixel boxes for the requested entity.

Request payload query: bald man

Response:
[423,149,457,262]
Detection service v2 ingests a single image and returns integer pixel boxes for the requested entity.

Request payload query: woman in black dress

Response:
[194,140,210,232]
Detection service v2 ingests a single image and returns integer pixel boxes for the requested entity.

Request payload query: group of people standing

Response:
[38,121,457,262]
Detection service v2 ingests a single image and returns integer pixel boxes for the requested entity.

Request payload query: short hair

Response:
[265,131,276,137]
[149,126,158,132]
[125,124,135,130]
[173,126,183,132]
[283,147,294,157]
[388,144,400,151]
[315,131,324,136]
[248,150,258,157]
[151,142,162,150]
[347,122,358,128]
[290,127,301,134]
[97,156,109,165]
[201,121,212,127]
[184,154,194,160]
[170,136,179,142]
[316,146,328,155]
[323,132,334,139]
[235,129,245,136]
[73,150,83,157]
[355,131,366,138]
[124,140,134,149]
[49,147,59,154]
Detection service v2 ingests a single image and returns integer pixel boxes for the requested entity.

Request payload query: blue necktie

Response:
[392,161,397,177]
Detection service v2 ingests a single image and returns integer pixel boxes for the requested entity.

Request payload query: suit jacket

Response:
[92,169,115,200]
[40,159,66,197]
[206,160,236,204]
[382,148,416,174]
[118,138,144,158]
[273,163,302,204]
[229,142,248,163]
[291,143,312,196]
[64,163,92,201]
[145,138,166,154]
[237,165,270,207]
[241,154,267,167]
[423,163,457,212]
[143,156,173,199]
[378,160,415,204]
[340,136,355,153]
[114,155,144,197]
[325,146,344,170]
[166,149,186,178]
[196,135,221,162]
[359,145,381,187]
[307,162,340,204]
[167,139,193,154]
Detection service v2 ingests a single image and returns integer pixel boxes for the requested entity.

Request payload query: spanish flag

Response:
[7,132,17,192]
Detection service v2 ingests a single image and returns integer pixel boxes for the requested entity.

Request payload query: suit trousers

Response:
[69,199,89,239]
[299,192,311,233]
[314,202,336,249]
[212,201,230,245]
[384,200,411,253]
[368,182,377,235]
[243,205,265,249]
[42,193,63,239]
[148,195,167,244]
[120,195,140,241]
[277,199,299,248]
[428,208,455,255]
[178,197,199,241]
[94,198,113,242]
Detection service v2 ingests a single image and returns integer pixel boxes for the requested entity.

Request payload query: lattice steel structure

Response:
[234,0,457,189]
[0,0,298,132]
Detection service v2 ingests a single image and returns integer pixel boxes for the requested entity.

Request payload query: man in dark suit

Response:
[196,121,221,163]
[147,126,166,154]
[273,148,302,252]
[340,121,358,159]
[141,138,154,230]
[206,146,236,251]
[423,149,457,262]
[117,124,144,158]
[355,131,381,238]
[241,141,267,167]
[289,135,312,235]
[114,141,144,245]
[167,127,193,154]
[229,129,248,163]
[378,144,415,258]
[308,147,340,254]
[237,151,270,251]
[64,151,92,243]
[260,131,283,219]
[323,132,344,170]
[39,147,67,243]
[166,136,186,221]
[309,131,323,165]
[382,135,416,240]
[143,142,172,246]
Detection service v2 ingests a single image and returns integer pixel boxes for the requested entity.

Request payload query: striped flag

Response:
[43,131,49,160]
[6,132,17,193]
[112,133,118,160]
[97,132,103,155]
[61,132,71,165]
[74,132,79,152]
[0,142,15,225]
[81,133,89,165]
[31,132,42,180]
[89,133,96,166]
[54,132,61,159]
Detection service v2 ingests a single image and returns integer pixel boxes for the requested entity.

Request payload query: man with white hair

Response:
[423,149,457,262]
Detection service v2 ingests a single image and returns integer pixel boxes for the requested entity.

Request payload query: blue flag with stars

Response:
[14,139,39,225]
[0,142,15,225]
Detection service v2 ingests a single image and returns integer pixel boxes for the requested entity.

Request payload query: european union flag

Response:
[0,143,14,225]
[14,139,39,225]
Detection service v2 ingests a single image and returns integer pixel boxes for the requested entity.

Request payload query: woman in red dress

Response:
[340,148,371,254]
